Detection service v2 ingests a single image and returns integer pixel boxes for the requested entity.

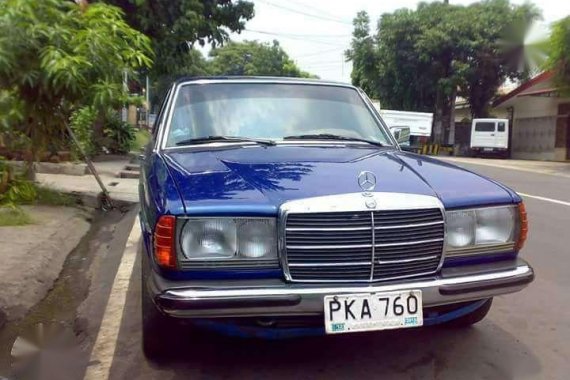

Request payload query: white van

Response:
[470,118,509,157]
[378,109,433,147]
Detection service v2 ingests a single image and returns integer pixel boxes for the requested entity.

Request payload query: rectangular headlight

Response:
[179,218,277,260]
[446,205,518,256]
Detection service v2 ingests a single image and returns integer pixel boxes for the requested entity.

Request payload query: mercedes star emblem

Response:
[358,171,377,192]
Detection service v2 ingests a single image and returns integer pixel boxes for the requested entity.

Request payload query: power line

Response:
[252,30,351,38]
[255,0,353,26]
[302,58,346,65]
[303,63,345,69]
[286,0,351,22]
[244,29,347,46]
[295,47,343,58]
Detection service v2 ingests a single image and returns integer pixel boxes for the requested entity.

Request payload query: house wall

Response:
[502,96,570,161]
[511,116,557,160]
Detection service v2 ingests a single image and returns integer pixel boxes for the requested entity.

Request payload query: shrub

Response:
[134,129,151,152]
[70,106,98,159]
[0,178,37,206]
[35,186,75,207]
[103,113,136,154]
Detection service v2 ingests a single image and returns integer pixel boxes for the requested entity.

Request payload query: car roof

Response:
[173,75,355,88]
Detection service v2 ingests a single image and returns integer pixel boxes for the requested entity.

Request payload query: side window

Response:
[152,87,173,140]
[474,122,495,132]
[498,122,506,132]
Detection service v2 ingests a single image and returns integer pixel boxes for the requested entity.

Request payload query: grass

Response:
[35,185,76,207]
[133,129,151,152]
[0,207,33,226]
[0,185,75,227]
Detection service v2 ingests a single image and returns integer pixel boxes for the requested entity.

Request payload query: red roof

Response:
[493,71,554,107]
[518,88,558,97]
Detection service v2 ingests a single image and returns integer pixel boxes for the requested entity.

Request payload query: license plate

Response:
[324,291,423,334]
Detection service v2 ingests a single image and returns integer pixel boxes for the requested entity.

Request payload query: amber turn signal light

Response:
[154,215,176,269]
[516,202,528,251]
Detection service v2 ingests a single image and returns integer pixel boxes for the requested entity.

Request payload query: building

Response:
[493,71,570,161]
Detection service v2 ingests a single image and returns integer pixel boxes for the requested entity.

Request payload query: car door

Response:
[495,120,508,149]
[472,120,496,148]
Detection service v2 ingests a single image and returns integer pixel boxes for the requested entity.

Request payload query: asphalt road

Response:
[5,158,570,380]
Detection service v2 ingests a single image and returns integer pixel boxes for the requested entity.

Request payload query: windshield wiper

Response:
[283,134,386,147]
[176,135,276,146]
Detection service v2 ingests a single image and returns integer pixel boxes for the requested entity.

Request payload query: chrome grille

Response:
[284,208,444,282]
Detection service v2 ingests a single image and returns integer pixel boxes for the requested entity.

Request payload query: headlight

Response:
[181,219,237,259]
[238,219,276,258]
[180,218,277,260]
[446,205,518,256]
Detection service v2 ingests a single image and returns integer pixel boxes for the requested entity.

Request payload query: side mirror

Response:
[400,145,416,152]
[393,130,401,140]
[390,126,411,145]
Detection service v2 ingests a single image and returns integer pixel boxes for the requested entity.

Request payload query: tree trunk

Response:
[433,107,443,145]
[24,117,37,181]
[448,89,457,145]
[432,90,453,145]
[92,111,106,152]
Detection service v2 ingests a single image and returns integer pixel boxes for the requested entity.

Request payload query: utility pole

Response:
[146,76,150,108]
[122,70,128,123]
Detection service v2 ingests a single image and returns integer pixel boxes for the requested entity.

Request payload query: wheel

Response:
[445,298,493,328]
[141,257,175,360]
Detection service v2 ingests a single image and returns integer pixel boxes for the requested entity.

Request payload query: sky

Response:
[226,0,570,83]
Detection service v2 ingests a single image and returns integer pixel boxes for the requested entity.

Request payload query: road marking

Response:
[84,216,141,380]
[440,157,570,179]
[518,192,570,207]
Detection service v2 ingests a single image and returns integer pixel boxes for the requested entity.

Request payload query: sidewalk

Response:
[36,159,139,205]
[0,206,91,327]
[440,157,570,178]
[0,158,138,328]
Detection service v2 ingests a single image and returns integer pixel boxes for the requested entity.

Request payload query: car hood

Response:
[162,146,516,215]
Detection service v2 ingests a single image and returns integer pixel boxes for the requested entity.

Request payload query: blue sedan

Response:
[139,77,533,359]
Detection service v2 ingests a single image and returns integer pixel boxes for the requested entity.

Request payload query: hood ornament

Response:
[358,171,376,192]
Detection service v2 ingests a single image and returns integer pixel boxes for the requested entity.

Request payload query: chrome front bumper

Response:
[149,258,534,318]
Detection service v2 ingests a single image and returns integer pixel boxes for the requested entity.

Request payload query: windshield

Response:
[164,83,392,148]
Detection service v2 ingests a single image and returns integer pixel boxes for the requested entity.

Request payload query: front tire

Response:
[141,250,179,360]
[141,273,175,360]
[446,298,493,328]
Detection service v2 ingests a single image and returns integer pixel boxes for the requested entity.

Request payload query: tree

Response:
[0,0,153,170]
[546,16,570,96]
[414,2,471,144]
[345,11,378,98]
[209,40,315,77]
[102,0,255,98]
[460,1,541,118]
[150,49,211,107]
[347,0,541,144]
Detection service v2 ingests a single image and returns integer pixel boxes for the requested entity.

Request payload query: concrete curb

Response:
[6,161,89,176]
[439,157,570,179]
[72,191,138,210]
[0,207,93,328]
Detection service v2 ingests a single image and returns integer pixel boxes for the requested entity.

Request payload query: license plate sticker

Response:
[324,291,423,334]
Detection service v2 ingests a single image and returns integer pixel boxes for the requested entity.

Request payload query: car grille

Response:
[284,209,444,282]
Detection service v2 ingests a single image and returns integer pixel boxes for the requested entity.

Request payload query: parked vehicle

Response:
[374,107,433,147]
[140,77,533,359]
[470,118,509,157]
